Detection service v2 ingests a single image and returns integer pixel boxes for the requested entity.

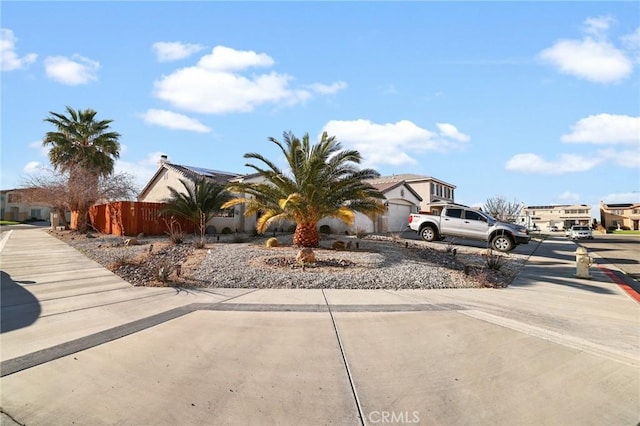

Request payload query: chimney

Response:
[158,154,168,168]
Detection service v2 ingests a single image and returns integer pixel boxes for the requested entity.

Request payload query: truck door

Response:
[462,210,489,239]
[441,207,465,237]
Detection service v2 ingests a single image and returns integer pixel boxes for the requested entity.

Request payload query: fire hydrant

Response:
[575,246,593,279]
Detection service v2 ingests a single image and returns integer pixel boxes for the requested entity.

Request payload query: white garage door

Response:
[388,203,412,233]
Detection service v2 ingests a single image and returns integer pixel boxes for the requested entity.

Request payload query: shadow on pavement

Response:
[1,270,41,333]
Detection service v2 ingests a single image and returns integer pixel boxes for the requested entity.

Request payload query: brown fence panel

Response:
[88,201,197,236]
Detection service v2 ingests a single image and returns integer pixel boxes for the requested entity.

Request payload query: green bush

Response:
[221,227,233,234]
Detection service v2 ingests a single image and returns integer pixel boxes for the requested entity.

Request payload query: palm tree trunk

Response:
[294,222,319,247]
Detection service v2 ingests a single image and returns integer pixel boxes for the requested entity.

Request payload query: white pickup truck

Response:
[407,203,530,252]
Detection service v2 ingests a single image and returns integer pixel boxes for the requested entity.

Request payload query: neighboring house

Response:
[138,156,455,235]
[320,179,422,234]
[368,174,456,212]
[520,204,592,230]
[0,189,52,222]
[600,202,640,231]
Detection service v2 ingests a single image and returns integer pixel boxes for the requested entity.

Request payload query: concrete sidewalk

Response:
[1,229,638,425]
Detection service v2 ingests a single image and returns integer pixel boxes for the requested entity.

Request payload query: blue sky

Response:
[2,1,639,217]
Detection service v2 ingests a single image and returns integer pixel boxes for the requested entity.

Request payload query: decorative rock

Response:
[296,248,316,264]
[124,238,138,246]
[332,241,346,250]
[137,233,145,239]
[266,237,279,248]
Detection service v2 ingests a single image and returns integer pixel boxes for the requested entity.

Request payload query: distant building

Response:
[520,204,591,230]
[0,188,52,221]
[600,202,640,231]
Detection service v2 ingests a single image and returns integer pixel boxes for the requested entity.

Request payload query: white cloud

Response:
[1,28,37,71]
[538,17,633,83]
[538,38,632,83]
[44,54,99,85]
[322,119,469,167]
[505,153,602,174]
[197,45,273,71]
[598,148,640,168]
[622,27,640,63]
[583,16,615,39]
[141,109,211,133]
[436,123,470,142]
[153,45,339,114]
[307,81,348,95]
[29,140,50,157]
[600,192,640,204]
[22,161,42,173]
[561,114,640,145]
[152,41,206,62]
[558,191,580,202]
[114,152,167,189]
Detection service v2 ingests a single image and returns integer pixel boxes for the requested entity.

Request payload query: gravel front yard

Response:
[52,231,534,290]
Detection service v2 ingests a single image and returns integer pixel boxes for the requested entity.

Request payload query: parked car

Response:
[569,225,594,240]
[549,225,559,232]
[407,202,530,252]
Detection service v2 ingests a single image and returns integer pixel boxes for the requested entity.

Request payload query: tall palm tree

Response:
[43,106,121,232]
[160,178,232,243]
[223,131,386,247]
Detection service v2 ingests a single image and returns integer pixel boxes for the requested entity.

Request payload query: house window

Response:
[30,209,42,219]
[7,193,21,203]
[213,208,235,218]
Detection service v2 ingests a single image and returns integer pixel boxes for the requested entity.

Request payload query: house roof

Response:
[369,180,423,202]
[137,161,242,200]
[601,202,640,209]
[369,174,456,188]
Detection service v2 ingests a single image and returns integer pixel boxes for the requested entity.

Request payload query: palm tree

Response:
[160,178,232,245]
[223,131,386,247]
[43,106,121,232]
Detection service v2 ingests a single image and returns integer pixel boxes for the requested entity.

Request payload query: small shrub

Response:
[221,227,233,234]
[485,249,504,271]
[319,224,331,235]
[193,237,207,249]
[445,239,456,253]
[266,237,279,247]
[332,240,346,250]
[167,229,185,244]
[164,217,185,244]
[109,252,135,270]
[153,262,174,283]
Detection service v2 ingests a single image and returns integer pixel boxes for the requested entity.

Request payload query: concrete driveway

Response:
[1,229,638,425]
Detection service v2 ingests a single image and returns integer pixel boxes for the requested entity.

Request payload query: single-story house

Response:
[138,156,459,235]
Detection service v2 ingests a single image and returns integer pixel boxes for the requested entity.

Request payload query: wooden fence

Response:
[83,201,196,236]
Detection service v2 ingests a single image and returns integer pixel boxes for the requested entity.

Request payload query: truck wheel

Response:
[491,234,514,252]
[420,226,437,242]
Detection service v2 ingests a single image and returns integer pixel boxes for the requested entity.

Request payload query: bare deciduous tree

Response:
[483,196,522,222]
[21,166,139,230]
